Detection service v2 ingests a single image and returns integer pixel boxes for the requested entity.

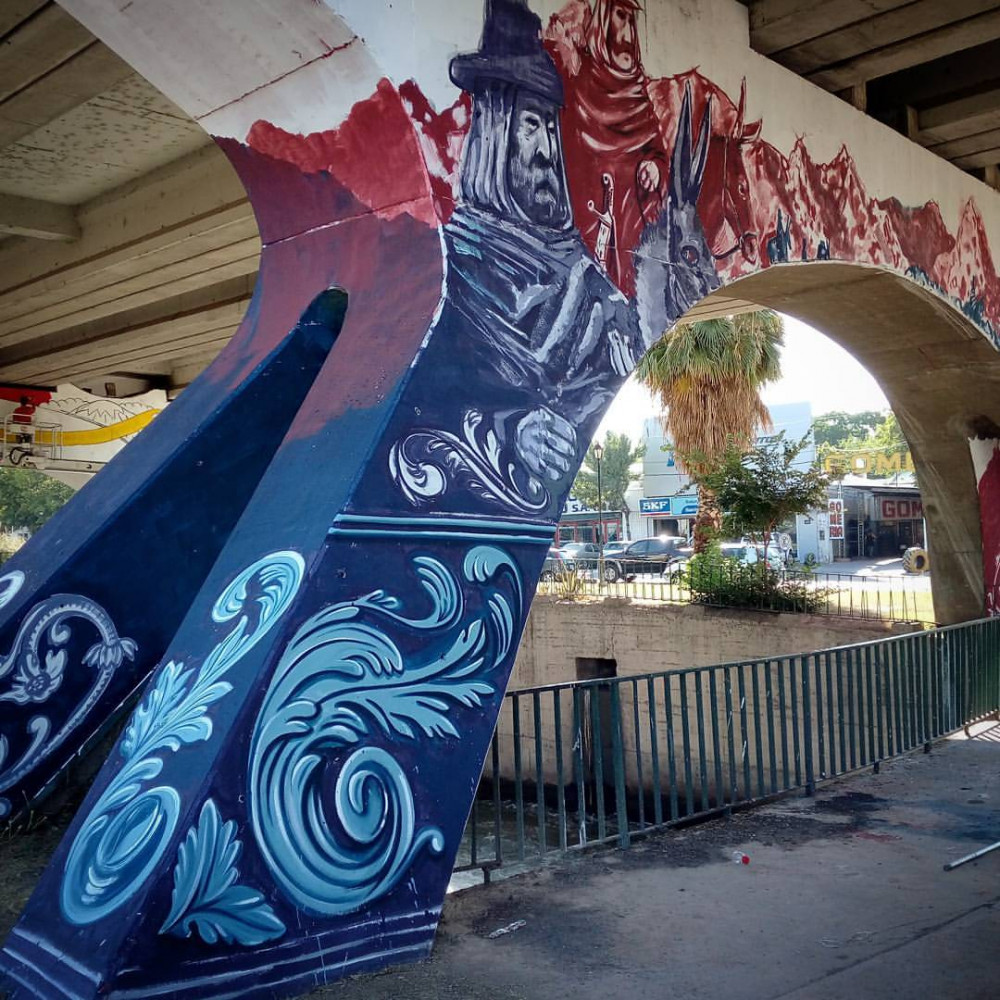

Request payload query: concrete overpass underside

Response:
[23,1,1000,394]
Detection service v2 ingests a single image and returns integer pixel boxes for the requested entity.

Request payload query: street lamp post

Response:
[594,442,604,591]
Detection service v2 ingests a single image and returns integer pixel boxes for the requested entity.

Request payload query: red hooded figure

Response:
[556,0,666,296]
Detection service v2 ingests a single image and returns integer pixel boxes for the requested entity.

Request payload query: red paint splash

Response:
[0,388,51,406]
[245,78,438,231]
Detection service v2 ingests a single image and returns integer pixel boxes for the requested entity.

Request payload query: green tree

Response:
[811,410,883,450]
[635,310,783,551]
[688,432,836,549]
[570,432,645,540]
[0,468,74,532]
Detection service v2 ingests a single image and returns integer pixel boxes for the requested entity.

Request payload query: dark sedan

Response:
[601,536,690,581]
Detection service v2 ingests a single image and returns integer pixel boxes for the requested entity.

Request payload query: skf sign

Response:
[878,497,923,521]
[824,450,914,475]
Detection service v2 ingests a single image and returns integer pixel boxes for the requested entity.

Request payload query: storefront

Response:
[827,480,924,559]
[872,493,924,557]
[638,494,698,540]
[556,508,622,545]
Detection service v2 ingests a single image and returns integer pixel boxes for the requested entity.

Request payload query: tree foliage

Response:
[811,410,883,449]
[570,432,645,539]
[0,468,74,532]
[635,310,784,550]
[687,433,836,547]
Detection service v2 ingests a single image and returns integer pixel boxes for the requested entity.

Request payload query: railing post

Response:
[609,683,630,849]
[802,651,815,796]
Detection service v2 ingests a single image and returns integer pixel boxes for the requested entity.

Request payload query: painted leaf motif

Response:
[122,661,192,759]
[162,799,284,947]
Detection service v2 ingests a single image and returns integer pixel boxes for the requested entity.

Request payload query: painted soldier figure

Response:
[393,0,643,497]
[556,0,667,297]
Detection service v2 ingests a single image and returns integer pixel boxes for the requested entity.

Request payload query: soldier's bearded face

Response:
[508,92,567,227]
[609,3,637,72]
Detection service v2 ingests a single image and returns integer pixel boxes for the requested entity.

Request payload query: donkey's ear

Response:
[689,93,712,199]
[672,82,695,204]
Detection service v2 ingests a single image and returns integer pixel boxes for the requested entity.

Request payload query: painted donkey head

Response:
[634,82,721,351]
[701,78,762,263]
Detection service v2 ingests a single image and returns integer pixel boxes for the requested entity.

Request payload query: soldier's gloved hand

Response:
[514,407,577,481]
[637,160,661,193]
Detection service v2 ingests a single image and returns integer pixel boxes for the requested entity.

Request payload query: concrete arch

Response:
[701,261,998,625]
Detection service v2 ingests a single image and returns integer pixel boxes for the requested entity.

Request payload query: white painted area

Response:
[329,0,484,114]
[57,0,370,139]
[969,437,998,485]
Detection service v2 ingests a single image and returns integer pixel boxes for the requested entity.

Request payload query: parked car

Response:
[558,541,601,569]
[602,540,629,559]
[719,541,785,571]
[601,536,690,581]
[539,547,568,582]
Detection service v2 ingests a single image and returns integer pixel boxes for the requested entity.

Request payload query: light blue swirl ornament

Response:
[60,550,304,925]
[249,545,521,916]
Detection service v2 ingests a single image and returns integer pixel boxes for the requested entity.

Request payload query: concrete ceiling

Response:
[0,1,253,395]
[742,0,1000,185]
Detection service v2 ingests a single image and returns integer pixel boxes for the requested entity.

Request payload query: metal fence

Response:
[454,616,1000,879]
[536,564,935,624]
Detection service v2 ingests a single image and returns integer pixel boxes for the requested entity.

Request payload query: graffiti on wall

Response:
[7,1,1000,999]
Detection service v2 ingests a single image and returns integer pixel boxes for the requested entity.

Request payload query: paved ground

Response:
[316,724,1000,1000]
[824,557,922,579]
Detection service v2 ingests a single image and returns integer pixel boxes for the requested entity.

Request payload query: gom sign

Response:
[878,497,923,521]
[824,450,914,475]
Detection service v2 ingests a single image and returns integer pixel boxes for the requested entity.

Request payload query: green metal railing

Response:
[536,564,935,624]
[454,616,1000,878]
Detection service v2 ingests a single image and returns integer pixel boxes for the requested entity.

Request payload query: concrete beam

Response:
[775,0,995,75]
[927,127,1000,161]
[0,192,79,241]
[748,0,912,56]
[0,42,132,148]
[0,0,47,42]
[0,3,94,103]
[954,145,1000,169]
[0,275,253,384]
[915,86,1000,145]
[808,10,1000,90]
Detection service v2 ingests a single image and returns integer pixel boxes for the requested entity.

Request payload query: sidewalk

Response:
[319,726,1000,1000]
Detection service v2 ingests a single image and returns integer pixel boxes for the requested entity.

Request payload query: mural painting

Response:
[2,1,1000,998]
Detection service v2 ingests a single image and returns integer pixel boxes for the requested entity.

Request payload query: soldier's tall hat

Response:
[450,0,564,106]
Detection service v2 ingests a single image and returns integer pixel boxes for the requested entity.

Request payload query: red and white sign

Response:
[877,497,923,521]
[828,498,844,540]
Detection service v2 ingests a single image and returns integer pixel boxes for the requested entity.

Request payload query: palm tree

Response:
[635,310,784,551]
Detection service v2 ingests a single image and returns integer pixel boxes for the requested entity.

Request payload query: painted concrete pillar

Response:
[970,437,1000,615]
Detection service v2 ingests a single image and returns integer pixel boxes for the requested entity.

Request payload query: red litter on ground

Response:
[732,852,750,865]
